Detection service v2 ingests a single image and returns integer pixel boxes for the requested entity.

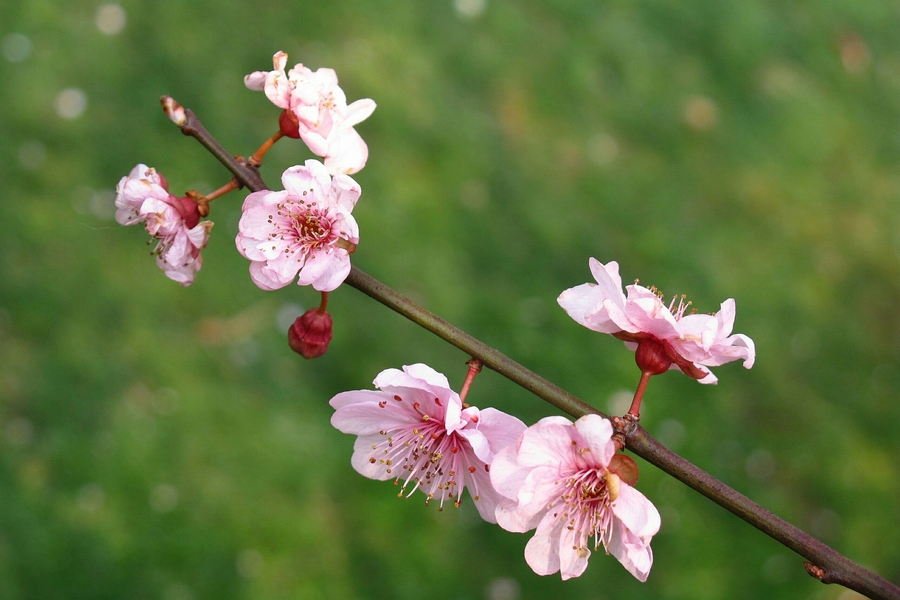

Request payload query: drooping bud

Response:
[278,109,302,139]
[288,308,333,359]
[634,338,672,376]
[608,453,640,486]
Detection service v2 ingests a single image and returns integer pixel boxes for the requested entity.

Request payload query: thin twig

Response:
[164,98,900,600]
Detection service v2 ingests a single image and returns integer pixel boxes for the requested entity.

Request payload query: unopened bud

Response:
[288,308,333,359]
[278,109,301,139]
[608,453,640,486]
[634,338,672,376]
[161,96,187,127]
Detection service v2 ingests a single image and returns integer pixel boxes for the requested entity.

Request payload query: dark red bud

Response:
[288,308,333,359]
[634,338,672,376]
[608,453,640,486]
[278,109,302,139]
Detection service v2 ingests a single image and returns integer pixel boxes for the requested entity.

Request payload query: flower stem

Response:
[628,371,653,418]
[203,178,241,201]
[317,291,329,315]
[458,358,483,404]
[249,130,286,167]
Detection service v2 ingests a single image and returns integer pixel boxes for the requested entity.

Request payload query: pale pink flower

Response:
[330,363,526,523]
[235,160,360,292]
[115,164,212,286]
[492,414,660,581]
[558,258,755,383]
[245,51,376,175]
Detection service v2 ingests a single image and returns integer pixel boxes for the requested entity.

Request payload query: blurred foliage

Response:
[1,0,899,599]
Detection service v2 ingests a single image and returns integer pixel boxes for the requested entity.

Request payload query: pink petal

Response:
[248,261,291,291]
[557,524,590,580]
[329,389,389,411]
[557,283,605,328]
[349,433,395,480]
[330,398,420,435]
[573,414,615,467]
[330,174,362,211]
[343,98,376,127]
[516,416,578,468]
[243,71,267,91]
[281,161,329,200]
[523,510,565,576]
[612,484,661,540]
[324,127,369,175]
[470,407,526,461]
[607,518,654,582]
[375,364,451,390]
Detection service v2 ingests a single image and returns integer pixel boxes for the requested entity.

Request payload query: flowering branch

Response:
[163,97,900,600]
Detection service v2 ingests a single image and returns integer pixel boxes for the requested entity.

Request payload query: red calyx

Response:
[278,109,302,139]
[634,338,672,376]
[608,453,640,486]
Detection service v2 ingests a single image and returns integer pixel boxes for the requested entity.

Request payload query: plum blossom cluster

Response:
[328,264,756,580]
[245,51,376,175]
[117,54,374,298]
[115,164,212,286]
[115,52,765,587]
[329,364,662,581]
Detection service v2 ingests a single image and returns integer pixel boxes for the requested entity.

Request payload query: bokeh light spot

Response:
[2,33,32,63]
[55,88,88,120]
[454,0,485,18]
[96,4,127,35]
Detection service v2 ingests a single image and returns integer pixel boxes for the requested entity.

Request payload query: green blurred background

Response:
[2,0,899,598]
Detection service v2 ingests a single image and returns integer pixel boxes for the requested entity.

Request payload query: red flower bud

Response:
[288,308,333,359]
[278,109,302,139]
[634,338,672,376]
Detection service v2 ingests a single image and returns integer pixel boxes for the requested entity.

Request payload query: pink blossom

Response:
[245,51,376,175]
[558,258,755,383]
[492,414,660,581]
[235,160,360,292]
[115,164,212,286]
[330,363,526,523]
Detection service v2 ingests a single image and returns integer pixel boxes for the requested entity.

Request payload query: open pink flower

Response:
[330,363,526,523]
[492,414,660,581]
[115,164,212,286]
[558,258,755,384]
[235,160,360,292]
[245,51,376,175]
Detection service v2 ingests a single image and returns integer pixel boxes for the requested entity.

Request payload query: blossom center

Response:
[269,198,339,255]
[551,463,618,554]
[367,395,487,510]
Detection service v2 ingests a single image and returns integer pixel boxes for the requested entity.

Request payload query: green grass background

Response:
[1,1,899,598]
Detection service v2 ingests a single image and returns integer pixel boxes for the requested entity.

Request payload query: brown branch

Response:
[163,97,900,600]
